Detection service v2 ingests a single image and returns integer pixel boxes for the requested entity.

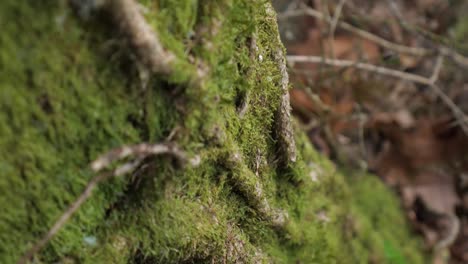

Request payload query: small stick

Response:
[91,143,192,172]
[18,158,142,264]
[279,4,468,69]
[429,55,444,85]
[19,143,199,263]
[287,55,468,134]
[330,0,347,37]
[287,55,431,84]
[327,0,347,60]
[386,0,468,68]
[278,5,429,57]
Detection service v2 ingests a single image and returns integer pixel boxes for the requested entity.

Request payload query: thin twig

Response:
[280,4,468,69]
[18,158,143,264]
[278,5,429,57]
[438,46,468,69]
[330,0,347,37]
[328,0,347,60]
[429,55,444,85]
[386,0,405,22]
[430,85,468,134]
[287,55,432,84]
[19,143,199,263]
[386,0,468,69]
[91,143,197,171]
[287,55,468,133]
[427,55,468,134]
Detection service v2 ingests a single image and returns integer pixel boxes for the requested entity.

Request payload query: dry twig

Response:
[18,158,143,264]
[90,143,199,171]
[330,0,347,38]
[429,55,444,85]
[278,4,468,69]
[278,5,428,56]
[287,55,431,84]
[19,143,199,264]
[287,55,468,133]
[327,0,347,60]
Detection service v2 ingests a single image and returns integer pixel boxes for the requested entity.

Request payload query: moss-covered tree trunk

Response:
[1,1,426,263]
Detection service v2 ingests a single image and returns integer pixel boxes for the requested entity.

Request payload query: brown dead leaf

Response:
[368,113,468,252]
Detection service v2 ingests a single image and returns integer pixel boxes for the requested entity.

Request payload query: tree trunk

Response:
[0,0,426,263]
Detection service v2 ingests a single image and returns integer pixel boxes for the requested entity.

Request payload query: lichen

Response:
[0,0,426,263]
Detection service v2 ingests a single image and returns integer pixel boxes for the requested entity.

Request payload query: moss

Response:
[452,14,468,53]
[345,175,426,264]
[0,0,426,263]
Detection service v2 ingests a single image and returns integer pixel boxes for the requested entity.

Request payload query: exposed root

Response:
[275,47,297,164]
[71,0,175,75]
[18,160,142,264]
[223,223,268,264]
[19,143,199,264]
[103,0,175,75]
[262,1,296,164]
[91,143,200,171]
[238,33,257,118]
[224,152,288,227]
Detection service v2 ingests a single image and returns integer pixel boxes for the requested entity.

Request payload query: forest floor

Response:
[274,0,468,263]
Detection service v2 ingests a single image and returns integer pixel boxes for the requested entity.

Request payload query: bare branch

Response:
[328,0,347,60]
[91,143,196,171]
[287,55,432,84]
[278,5,429,57]
[330,0,347,37]
[18,158,142,264]
[287,55,468,134]
[386,0,468,69]
[386,0,405,22]
[429,55,444,85]
[439,46,468,69]
[19,143,199,263]
[279,4,468,69]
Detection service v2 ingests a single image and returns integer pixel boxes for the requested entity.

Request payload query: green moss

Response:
[346,175,426,264]
[0,0,426,263]
[452,15,468,53]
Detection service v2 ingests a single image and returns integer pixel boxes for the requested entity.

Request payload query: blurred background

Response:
[272,0,468,262]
